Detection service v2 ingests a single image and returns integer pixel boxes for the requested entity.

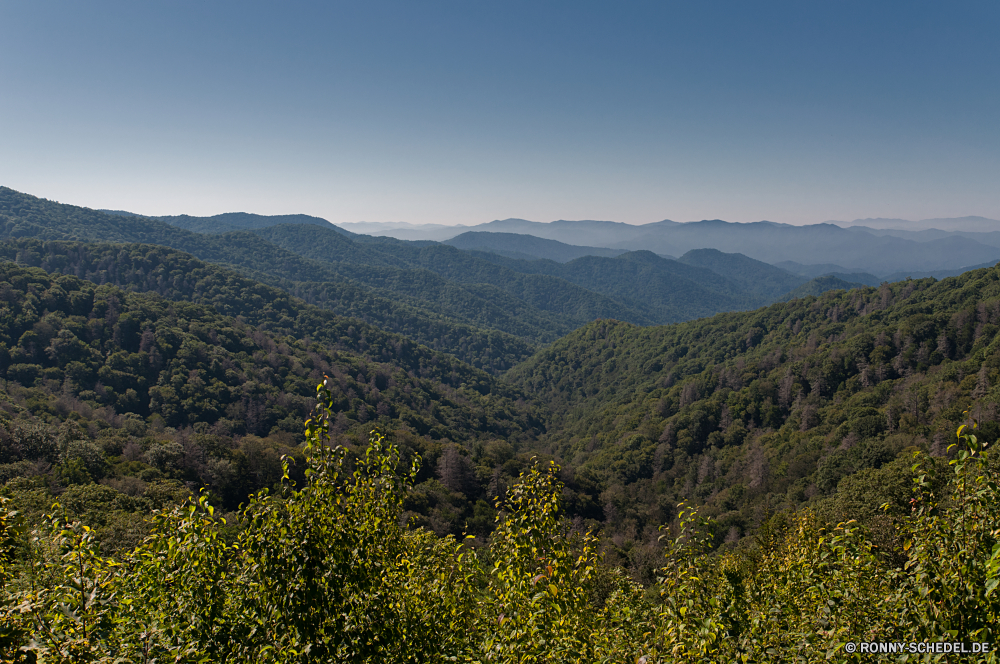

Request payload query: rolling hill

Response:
[779,275,867,300]
[443,231,628,262]
[3,188,847,354]
[101,209,348,235]
[1,188,610,370]
[504,264,1000,552]
[677,248,806,301]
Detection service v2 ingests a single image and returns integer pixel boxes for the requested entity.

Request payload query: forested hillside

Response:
[505,266,1000,573]
[443,231,628,262]
[158,211,346,235]
[1,189,571,371]
[0,188,653,365]
[0,238,542,373]
[2,236,999,575]
[0,261,550,547]
[1,187,859,360]
[781,275,867,300]
[4,187,1000,549]
[256,225,653,330]
[465,250,761,320]
[677,248,806,300]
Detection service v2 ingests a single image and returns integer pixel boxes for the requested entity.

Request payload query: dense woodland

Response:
[0,187,999,661]
[0,187,868,369]
[506,268,1000,576]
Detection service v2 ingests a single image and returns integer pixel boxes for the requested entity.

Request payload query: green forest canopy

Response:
[2,396,998,661]
[1,186,1000,658]
[1,187,877,374]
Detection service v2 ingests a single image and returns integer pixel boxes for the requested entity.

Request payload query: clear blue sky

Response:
[1,1,997,225]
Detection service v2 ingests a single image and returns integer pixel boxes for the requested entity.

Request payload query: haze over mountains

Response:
[13,189,992,338]
[5,188,894,342]
[833,215,1000,232]
[96,199,1000,280]
[347,215,1000,236]
[0,187,826,374]
[3,184,996,379]
[343,216,1000,278]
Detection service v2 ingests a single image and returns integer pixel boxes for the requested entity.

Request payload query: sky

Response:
[1,1,998,226]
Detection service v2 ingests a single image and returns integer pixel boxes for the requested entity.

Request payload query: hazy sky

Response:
[1,1,998,225]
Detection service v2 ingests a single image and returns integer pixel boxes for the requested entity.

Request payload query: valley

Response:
[2,187,999,657]
[1,185,998,549]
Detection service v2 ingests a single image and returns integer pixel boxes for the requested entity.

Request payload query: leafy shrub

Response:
[6,363,41,385]
[0,460,36,484]
[61,439,110,481]
[1,420,57,464]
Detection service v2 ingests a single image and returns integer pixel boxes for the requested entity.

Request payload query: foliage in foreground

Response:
[1,386,999,662]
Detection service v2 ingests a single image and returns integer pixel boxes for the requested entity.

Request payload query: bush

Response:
[6,363,41,385]
[2,420,57,463]
[61,439,110,481]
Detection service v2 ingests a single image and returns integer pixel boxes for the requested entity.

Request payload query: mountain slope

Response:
[614,221,1000,274]
[835,215,1000,232]
[0,189,592,369]
[0,262,539,444]
[503,264,1000,544]
[678,248,805,300]
[549,251,754,320]
[3,187,907,343]
[443,231,627,262]
[158,212,349,235]
[0,190,649,345]
[458,249,775,321]
[0,238,539,374]
[250,224,656,326]
[0,259,548,538]
[2,188,652,345]
[780,275,866,300]
[774,260,882,284]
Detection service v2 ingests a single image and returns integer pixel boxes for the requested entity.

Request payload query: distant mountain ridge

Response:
[842,225,1000,251]
[5,187,829,373]
[0,186,856,357]
[443,231,628,262]
[341,216,1000,277]
[4,185,993,381]
[470,219,1000,275]
[775,260,882,283]
[160,212,348,235]
[677,248,804,301]
[102,208,1000,277]
[100,208,347,235]
[834,216,1000,232]
[339,220,472,241]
